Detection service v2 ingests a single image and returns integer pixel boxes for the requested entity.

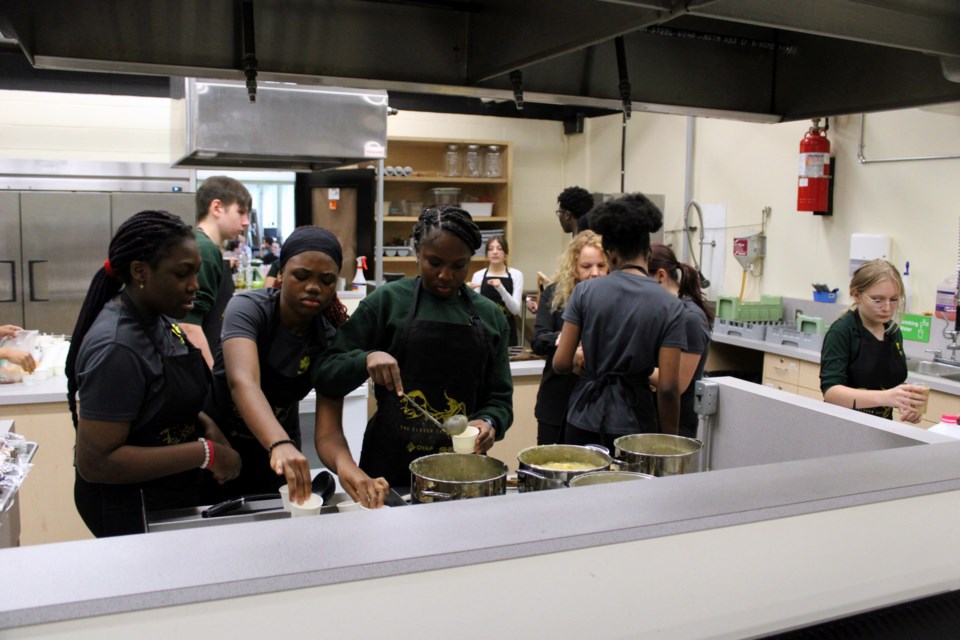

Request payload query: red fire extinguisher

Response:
[797,118,831,214]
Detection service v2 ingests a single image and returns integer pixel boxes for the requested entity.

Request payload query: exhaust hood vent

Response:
[171,79,388,171]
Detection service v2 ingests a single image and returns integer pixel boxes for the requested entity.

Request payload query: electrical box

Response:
[849,233,890,275]
[733,233,766,270]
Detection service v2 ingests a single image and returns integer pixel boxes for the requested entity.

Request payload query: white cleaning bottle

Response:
[901,261,911,314]
[928,414,960,439]
[352,256,368,298]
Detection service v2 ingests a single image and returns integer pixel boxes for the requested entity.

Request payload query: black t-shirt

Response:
[76,298,190,430]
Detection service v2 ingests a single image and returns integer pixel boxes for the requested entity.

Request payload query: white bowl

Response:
[337,500,362,513]
[452,425,480,453]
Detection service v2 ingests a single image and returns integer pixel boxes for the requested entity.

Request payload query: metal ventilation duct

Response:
[170,78,388,170]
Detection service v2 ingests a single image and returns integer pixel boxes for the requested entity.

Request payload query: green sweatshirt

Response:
[313,277,513,438]
[183,228,223,325]
[820,309,906,393]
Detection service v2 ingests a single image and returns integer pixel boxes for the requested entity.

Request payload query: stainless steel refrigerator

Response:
[0,191,195,335]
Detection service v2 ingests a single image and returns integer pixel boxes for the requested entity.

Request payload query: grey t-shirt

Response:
[678,296,711,436]
[563,271,687,377]
[77,298,190,430]
[562,271,687,434]
[213,288,336,379]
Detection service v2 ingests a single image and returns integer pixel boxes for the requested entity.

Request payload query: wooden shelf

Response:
[381,256,488,263]
[383,216,508,222]
[383,176,508,184]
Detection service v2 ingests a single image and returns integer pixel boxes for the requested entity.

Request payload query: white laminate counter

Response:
[713,330,960,396]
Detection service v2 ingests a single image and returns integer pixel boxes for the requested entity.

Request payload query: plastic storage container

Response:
[427,187,461,206]
[464,145,482,178]
[928,414,960,439]
[444,144,461,177]
[483,145,502,178]
[715,295,784,323]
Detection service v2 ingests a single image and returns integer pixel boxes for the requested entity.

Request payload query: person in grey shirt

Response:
[647,242,713,439]
[554,195,686,448]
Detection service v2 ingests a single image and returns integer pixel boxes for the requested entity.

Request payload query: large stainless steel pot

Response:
[517,444,612,492]
[614,434,702,477]
[409,453,507,503]
[568,470,655,487]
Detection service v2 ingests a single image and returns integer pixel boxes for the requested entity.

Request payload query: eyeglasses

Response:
[865,296,900,309]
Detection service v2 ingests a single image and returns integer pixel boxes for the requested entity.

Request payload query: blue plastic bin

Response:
[813,291,837,303]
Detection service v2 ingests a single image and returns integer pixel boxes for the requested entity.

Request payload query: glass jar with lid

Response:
[464,145,482,178]
[444,144,462,177]
[483,145,502,178]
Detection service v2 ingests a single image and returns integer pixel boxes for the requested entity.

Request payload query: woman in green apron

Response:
[820,259,927,421]
[67,210,242,537]
[312,206,513,502]
[206,226,361,505]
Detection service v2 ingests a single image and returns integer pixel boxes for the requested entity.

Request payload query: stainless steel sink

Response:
[913,360,960,377]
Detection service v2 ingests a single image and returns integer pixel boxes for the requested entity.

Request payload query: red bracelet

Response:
[207,438,216,469]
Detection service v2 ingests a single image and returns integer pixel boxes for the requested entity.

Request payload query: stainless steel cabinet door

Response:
[110,192,197,233]
[21,192,111,335]
[0,192,23,328]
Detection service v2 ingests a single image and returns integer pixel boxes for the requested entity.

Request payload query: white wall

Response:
[3,88,959,313]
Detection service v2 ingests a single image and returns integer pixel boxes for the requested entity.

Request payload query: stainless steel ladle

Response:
[401,393,468,436]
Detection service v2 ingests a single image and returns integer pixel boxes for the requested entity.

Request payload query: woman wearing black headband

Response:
[312,206,513,498]
[205,226,380,503]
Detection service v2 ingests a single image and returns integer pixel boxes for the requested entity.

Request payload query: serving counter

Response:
[3,378,960,638]
[0,360,546,546]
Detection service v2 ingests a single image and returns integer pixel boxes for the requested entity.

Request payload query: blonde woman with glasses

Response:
[820,259,927,421]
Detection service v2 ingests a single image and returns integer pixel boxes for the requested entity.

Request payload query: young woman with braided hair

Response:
[205,226,362,504]
[647,242,713,439]
[312,205,513,497]
[67,210,241,537]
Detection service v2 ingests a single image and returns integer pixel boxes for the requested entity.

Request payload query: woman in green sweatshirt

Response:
[312,206,513,500]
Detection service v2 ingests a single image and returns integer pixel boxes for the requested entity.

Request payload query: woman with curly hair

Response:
[531,231,607,445]
[554,194,686,447]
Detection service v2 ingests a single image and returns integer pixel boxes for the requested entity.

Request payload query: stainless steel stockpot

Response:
[613,434,702,477]
[516,444,612,492]
[409,453,507,503]
[567,470,655,487]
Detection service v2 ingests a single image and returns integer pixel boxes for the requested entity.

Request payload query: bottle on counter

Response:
[935,273,957,321]
[352,256,368,298]
[901,261,911,314]
[928,414,960,439]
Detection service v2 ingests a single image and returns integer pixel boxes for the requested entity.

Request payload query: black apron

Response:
[848,312,908,420]
[479,268,518,347]
[202,257,235,354]
[214,304,326,496]
[74,295,215,537]
[566,370,658,443]
[359,280,491,487]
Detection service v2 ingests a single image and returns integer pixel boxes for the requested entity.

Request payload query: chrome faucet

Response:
[942,317,960,360]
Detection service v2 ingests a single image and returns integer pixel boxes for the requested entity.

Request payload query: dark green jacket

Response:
[312,277,513,437]
[183,228,223,325]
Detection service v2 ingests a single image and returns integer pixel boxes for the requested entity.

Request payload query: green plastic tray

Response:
[715,295,783,323]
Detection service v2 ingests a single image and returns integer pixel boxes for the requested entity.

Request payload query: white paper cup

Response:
[278,485,292,511]
[288,493,323,517]
[337,500,362,512]
[452,425,480,454]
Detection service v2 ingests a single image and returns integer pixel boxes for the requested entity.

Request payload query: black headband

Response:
[279,226,343,270]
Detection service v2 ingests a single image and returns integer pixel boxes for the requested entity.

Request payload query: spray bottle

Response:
[352,256,368,298]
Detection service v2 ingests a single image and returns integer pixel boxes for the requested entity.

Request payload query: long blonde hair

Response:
[551,230,605,312]
[849,259,905,333]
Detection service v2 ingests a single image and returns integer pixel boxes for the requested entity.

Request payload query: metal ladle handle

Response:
[401,393,444,429]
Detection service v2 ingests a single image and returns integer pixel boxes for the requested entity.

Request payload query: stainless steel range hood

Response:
[170,78,388,171]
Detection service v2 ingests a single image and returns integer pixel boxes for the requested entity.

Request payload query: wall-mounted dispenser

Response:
[849,233,890,275]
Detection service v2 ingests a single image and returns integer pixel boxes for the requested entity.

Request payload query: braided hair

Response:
[648,243,714,324]
[412,205,482,255]
[65,210,194,428]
